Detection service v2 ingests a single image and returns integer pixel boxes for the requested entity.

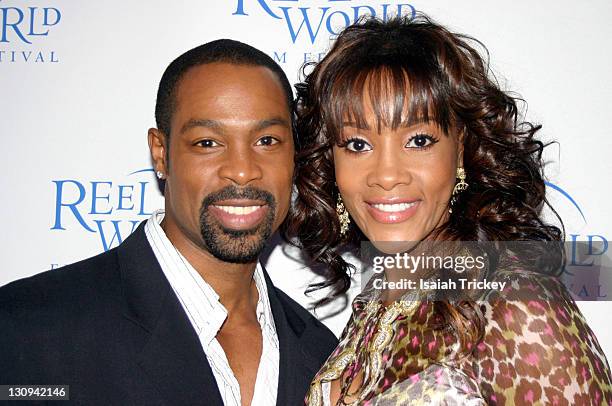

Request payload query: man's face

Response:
[151,62,294,263]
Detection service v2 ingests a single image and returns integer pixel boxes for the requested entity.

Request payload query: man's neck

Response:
[161,218,259,315]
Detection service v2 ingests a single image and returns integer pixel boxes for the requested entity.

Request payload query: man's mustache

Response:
[201,185,276,209]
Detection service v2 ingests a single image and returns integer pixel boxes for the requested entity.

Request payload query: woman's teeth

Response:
[371,202,417,212]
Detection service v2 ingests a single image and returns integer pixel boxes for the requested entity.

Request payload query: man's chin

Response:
[206,245,264,264]
[219,225,262,238]
[202,227,270,264]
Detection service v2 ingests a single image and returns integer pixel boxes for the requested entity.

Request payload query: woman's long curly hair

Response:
[282,14,564,352]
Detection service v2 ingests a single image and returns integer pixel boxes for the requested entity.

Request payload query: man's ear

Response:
[148,128,168,176]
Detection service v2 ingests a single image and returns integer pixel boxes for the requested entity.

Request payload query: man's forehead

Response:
[175,64,287,108]
[177,62,284,95]
[169,63,290,135]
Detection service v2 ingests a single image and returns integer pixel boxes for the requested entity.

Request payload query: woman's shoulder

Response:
[473,267,612,405]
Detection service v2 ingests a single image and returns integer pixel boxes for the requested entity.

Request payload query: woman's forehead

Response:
[332,66,448,125]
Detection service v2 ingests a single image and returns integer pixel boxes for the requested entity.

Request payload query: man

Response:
[0,40,337,405]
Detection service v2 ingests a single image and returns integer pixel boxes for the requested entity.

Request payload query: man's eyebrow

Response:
[252,117,290,132]
[180,117,290,134]
[180,119,224,135]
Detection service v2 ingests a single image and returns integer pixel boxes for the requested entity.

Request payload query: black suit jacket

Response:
[0,223,338,405]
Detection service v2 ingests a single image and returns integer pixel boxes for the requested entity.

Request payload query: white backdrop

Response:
[1,0,611,362]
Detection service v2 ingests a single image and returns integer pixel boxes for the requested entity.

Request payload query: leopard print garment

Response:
[305,269,612,405]
[473,269,612,405]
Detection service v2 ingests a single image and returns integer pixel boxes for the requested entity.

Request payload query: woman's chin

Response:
[368,238,421,255]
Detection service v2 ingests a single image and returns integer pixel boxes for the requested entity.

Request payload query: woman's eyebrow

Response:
[341,120,434,130]
[342,121,369,129]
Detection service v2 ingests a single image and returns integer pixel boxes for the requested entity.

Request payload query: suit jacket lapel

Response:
[262,268,322,406]
[117,223,322,405]
[118,222,223,406]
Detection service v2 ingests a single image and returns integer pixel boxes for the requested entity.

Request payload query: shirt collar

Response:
[145,209,277,347]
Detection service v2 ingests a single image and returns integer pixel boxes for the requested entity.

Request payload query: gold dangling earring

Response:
[336,194,350,237]
[449,167,468,214]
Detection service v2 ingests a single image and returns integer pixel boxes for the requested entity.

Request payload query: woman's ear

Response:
[456,130,465,167]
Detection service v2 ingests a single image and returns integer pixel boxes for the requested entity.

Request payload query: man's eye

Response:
[405,133,438,149]
[345,138,372,152]
[196,139,220,148]
[256,136,279,146]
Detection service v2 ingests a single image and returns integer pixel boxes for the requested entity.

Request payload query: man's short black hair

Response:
[155,39,294,137]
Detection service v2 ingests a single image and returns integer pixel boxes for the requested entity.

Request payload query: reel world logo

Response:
[51,169,159,253]
[233,0,415,44]
[232,0,415,65]
[0,2,61,63]
[546,181,610,299]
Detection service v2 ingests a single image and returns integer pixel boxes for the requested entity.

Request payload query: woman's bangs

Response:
[326,62,450,142]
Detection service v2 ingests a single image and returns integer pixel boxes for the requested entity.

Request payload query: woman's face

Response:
[333,98,462,249]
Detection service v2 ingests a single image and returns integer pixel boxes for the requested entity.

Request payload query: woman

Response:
[285,15,612,405]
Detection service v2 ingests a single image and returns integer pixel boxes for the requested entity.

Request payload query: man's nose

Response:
[217,145,264,186]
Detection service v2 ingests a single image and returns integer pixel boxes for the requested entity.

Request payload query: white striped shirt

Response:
[145,210,279,406]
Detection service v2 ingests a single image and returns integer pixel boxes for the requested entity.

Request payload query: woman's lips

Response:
[208,200,268,230]
[365,200,421,224]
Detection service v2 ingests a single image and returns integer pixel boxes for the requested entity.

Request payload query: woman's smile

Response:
[364,198,421,224]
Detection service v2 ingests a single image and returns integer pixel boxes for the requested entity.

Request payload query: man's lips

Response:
[364,199,421,224]
[208,199,268,230]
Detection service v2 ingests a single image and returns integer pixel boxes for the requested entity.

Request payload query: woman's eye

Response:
[196,139,220,148]
[345,138,372,152]
[406,133,437,149]
[256,136,279,146]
